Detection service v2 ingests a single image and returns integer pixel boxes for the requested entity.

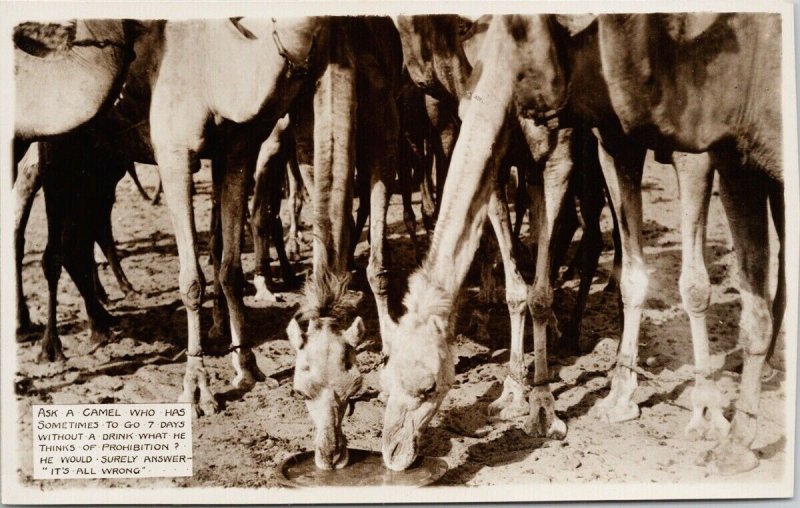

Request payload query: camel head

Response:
[502,15,585,129]
[379,272,455,471]
[287,271,364,470]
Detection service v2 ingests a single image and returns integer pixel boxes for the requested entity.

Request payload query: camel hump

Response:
[14,19,126,58]
[14,21,75,56]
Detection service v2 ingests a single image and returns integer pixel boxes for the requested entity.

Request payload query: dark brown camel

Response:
[14,143,136,340]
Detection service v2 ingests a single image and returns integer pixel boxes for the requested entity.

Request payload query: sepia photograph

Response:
[1,0,796,503]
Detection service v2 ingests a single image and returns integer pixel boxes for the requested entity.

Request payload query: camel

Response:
[31,125,140,361]
[377,15,579,471]
[14,143,135,340]
[516,13,785,474]
[14,20,135,158]
[382,16,621,450]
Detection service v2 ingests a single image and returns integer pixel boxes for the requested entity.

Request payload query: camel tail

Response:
[126,163,153,202]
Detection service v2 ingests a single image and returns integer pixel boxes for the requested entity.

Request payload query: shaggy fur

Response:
[295,269,352,325]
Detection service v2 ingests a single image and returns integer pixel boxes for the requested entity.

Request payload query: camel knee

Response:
[679,268,710,316]
[619,263,649,309]
[366,261,389,297]
[527,284,554,321]
[218,258,242,299]
[179,271,204,312]
[41,247,62,282]
[506,272,528,313]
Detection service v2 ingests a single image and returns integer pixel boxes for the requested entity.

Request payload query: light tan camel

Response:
[14,20,134,143]
[284,16,404,469]
[380,16,572,471]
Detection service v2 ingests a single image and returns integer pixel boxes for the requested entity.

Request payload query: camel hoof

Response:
[38,345,67,364]
[686,380,730,440]
[487,376,529,419]
[232,371,257,391]
[523,387,567,439]
[121,286,138,299]
[17,322,43,343]
[253,275,281,303]
[178,390,220,417]
[89,327,115,346]
[232,350,267,389]
[685,410,731,441]
[198,397,221,417]
[699,439,759,475]
[590,395,640,423]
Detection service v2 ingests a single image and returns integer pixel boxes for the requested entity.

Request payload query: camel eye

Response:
[381,354,389,367]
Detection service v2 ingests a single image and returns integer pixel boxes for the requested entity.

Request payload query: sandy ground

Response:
[15,152,788,488]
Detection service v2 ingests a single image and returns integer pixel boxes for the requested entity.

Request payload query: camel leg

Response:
[269,127,299,287]
[268,170,298,287]
[218,142,267,390]
[513,167,529,241]
[766,179,785,366]
[521,126,570,439]
[151,177,163,205]
[476,231,501,304]
[14,150,42,335]
[420,151,436,232]
[156,148,218,416]
[62,230,116,346]
[561,132,605,353]
[604,184,623,294]
[590,134,647,424]
[702,154,771,475]
[398,140,422,261]
[360,80,397,346]
[669,153,730,441]
[350,166,371,268]
[250,142,279,304]
[95,200,135,297]
[92,260,110,305]
[209,170,229,342]
[486,186,530,419]
[39,172,66,362]
[286,154,305,262]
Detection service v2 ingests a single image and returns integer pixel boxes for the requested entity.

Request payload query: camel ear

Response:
[663,13,719,42]
[344,317,365,348]
[287,318,305,351]
[427,315,448,338]
[554,14,597,36]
